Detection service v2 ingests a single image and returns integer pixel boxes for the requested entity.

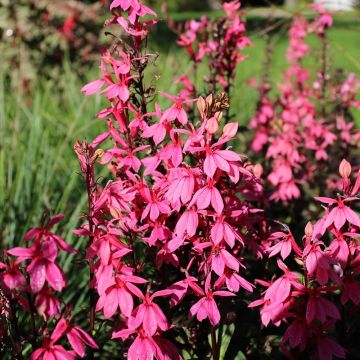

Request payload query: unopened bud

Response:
[304,222,313,237]
[253,163,263,178]
[95,149,105,159]
[339,159,351,178]
[197,97,206,118]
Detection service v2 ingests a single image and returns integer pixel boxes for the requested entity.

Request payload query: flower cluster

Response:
[77,1,265,358]
[0,213,98,359]
[176,1,250,100]
[252,160,360,359]
[249,7,360,203]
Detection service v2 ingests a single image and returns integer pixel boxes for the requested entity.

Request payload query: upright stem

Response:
[211,326,219,360]
[85,162,96,335]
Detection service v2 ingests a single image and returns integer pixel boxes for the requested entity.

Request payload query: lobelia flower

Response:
[112,327,181,360]
[96,273,147,318]
[7,231,68,293]
[35,287,61,320]
[190,274,234,326]
[0,258,27,291]
[190,179,224,214]
[30,317,97,359]
[315,196,360,230]
[128,289,171,336]
[160,91,195,125]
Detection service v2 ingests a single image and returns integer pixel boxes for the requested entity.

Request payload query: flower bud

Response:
[304,222,313,237]
[339,159,351,178]
[252,163,263,178]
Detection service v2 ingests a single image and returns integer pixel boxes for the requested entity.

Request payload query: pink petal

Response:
[28,260,46,293]
[210,187,224,214]
[45,262,66,292]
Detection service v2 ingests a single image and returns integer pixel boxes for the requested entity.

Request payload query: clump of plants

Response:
[1,1,360,359]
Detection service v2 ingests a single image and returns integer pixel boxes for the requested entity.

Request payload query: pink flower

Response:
[190,275,234,326]
[166,168,196,206]
[303,241,334,285]
[306,291,340,324]
[160,91,194,125]
[316,337,346,360]
[267,231,302,260]
[175,208,199,238]
[210,214,242,248]
[7,240,66,293]
[341,278,360,305]
[141,188,171,222]
[204,147,242,178]
[0,258,26,291]
[128,289,171,336]
[35,287,61,320]
[96,274,146,318]
[190,180,224,214]
[112,328,180,360]
[168,274,203,307]
[315,196,360,230]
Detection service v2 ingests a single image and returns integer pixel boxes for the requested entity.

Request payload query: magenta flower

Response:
[210,214,242,248]
[316,336,346,360]
[306,291,340,324]
[35,287,61,320]
[160,91,195,125]
[204,147,242,178]
[168,274,203,307]
[315,196,360,230]
[0,258,26,291]
[166,167,196,206]
[303,241,334,285]
[112,328,181,360]
[96,274,146,318]
[7,240,66,293]
[175,208,199,238]
[128,289,171,336]
[190,275,234,326]
[33,318,98,358]
[190,180,224,214]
